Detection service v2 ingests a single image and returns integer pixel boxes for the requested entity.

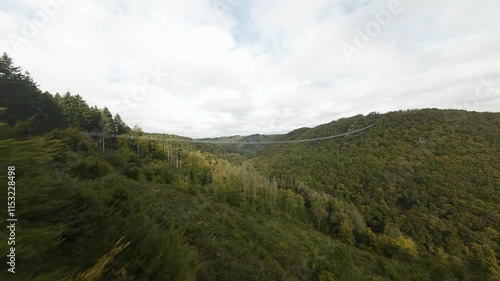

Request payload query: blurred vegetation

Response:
[1,53,499,280]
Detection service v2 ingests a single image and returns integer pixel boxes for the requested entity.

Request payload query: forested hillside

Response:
[254,109,500,280]
[1,53,499,280]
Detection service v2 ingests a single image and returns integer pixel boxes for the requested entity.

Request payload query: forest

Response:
[0,53,499,281]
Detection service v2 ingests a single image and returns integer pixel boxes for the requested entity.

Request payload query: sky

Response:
[1,0,499,138]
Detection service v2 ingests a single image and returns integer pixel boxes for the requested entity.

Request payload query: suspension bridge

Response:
[84,124,376,145]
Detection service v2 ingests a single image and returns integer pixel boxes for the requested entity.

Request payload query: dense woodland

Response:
[0,53,499,281]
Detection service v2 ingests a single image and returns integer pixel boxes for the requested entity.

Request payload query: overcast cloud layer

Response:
[1,0,499,138]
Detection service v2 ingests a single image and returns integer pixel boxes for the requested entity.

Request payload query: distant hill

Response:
[198,133,281,143]
[195,133,282,161]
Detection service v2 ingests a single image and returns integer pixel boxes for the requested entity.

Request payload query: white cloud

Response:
[0,0,499,138]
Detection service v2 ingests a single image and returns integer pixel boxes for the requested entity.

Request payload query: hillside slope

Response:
[254,109,500,279]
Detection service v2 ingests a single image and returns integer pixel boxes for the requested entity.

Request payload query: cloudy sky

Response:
[1,0,499,137]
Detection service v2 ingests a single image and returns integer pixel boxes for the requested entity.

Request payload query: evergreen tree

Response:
[0,53,64,135]
[113,113,129,134]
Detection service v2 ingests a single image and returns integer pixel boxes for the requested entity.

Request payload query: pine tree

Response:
[100,107,115,150]
[113,114,129,134]
[0,53,64,135]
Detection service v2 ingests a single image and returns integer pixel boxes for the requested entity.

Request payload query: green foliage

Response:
[0,53,64,135]
[64,237,131,281]
[0,137,199,281]
[184,151,212,185]
[2,54,500,280]
[255,109,500,280]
